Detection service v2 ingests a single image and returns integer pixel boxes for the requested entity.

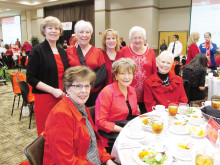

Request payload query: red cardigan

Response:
[102,50,124,85]
[144,73,188,112]
[43,96,114,165]
[186,43,200,64]
[121,45,157,102]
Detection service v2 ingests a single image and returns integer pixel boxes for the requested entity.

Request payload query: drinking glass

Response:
[211,99,220,110]
[195,154,214,165]
[168,103,178,118]
[178,103,189,115]
[152,120,164,140]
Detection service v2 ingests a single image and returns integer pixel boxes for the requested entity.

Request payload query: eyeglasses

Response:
[70,84,91,91]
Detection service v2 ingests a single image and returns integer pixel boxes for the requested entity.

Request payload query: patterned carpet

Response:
[0,69,37,165]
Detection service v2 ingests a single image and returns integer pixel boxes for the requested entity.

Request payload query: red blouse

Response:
[121,45,157,102]
[102,50,124,85]
[186,43,200,64]
[53,54,64,91]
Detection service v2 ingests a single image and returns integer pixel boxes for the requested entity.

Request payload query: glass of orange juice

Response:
[152,120,164,140]
[211,99,220,110]
[168,103,178,118]
[195,154,214,165]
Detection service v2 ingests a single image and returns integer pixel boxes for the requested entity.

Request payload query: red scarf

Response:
[205,42,212,67]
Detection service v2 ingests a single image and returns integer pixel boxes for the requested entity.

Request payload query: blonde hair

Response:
[112,58,137,79]
[63,66,96,93]
[40,16,63,37]
[187,32,200,47]
[101,29,120,51]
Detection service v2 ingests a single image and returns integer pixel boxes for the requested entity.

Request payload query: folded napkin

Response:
[201,106,220,118]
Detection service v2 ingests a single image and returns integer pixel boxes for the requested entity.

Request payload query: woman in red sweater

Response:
[186,32,200,64]
[101,29,124,85]
[121,26,157,114]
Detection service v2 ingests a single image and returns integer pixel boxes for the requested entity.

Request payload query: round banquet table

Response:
[206,76,220,101]
[111,109,220,165]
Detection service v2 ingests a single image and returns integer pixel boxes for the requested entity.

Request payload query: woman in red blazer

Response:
[186,32,200,64]
[144,51,188,112]
[43,66,115,165]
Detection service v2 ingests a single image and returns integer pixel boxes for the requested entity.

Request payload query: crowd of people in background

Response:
[1,15,220,164]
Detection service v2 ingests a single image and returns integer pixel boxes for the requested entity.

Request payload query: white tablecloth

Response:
[207,77,220,100]
[111,109,219,165]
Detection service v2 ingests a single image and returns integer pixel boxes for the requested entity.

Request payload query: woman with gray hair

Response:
[95,58,139,152]
[27,16,68,135]
[144,51,188,112]
[66,20,107,107]
[43,66,115,165]
[121,26,157,114]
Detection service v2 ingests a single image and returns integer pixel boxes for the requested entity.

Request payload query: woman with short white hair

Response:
[66,20,107,107]
[121,26,157,114]
[144,51,188,112]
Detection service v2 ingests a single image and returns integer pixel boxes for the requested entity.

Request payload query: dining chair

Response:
[9,74,21,116]
[16,78,34,129]
[24,135,45,165]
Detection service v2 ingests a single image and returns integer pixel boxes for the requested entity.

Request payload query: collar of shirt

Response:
[112,81,133,97]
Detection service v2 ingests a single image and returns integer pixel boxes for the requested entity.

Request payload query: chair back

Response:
[183,79,190,103]
[16,78,29,104]
[24,135,45,165]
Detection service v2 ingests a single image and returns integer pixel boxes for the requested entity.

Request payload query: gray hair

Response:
[129,26,147,41]
[157,51,174,64]
[74,20,93,35]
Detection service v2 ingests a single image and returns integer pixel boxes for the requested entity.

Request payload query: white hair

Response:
[74,20,93,34]
[157,50,174,64]
[129,26,147,41]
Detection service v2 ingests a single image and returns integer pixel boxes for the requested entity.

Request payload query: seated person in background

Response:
[183,53,207,102]
[95,58,139,151]
[43,66,115,165]
[144,51,188,112]
[21,40,32,56]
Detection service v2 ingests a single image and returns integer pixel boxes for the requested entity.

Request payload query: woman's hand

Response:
[199,86,205,91]
[51,88,64,98]
[106,159,116,165]
[113,125,122,133]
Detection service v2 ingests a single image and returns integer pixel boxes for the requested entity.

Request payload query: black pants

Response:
[138,102,147,114]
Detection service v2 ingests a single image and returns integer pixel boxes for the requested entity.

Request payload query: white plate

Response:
[188,118,205,125]
[126,130,146,139]
[133,147,173,165]
[172,151,192,161]
[169,125,189,135]
[189,132,206,138]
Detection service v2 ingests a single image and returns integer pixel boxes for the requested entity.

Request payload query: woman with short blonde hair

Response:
[95,58,139,152]
[101,29,124,85]
[186,32,200,64]
[27,16,68,135]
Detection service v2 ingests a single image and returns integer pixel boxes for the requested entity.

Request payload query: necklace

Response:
[162,76,169,86]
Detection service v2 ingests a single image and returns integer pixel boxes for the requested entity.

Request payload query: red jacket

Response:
[43,95,114,165]
[102,50,124,85]
[121,45,157,102]
[144,73,188,112]
[186,43,200,64]
[21,42,32,52]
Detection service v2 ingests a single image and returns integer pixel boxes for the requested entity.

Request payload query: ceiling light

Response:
[49,0,58,2]
[18,1,31,5]
[6,9,11,11]
[31,1,41,5]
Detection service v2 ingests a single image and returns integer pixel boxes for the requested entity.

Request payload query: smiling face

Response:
[157,55,173,74]
[131,30,145,50]
[44,25,60,42]
[115,69,133,88]
[76,26,91,47]
[105,31,117,50]
[66,81,91,105]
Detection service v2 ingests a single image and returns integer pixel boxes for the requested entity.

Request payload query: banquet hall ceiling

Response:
[0,0,84,18]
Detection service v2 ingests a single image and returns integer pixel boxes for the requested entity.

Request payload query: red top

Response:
[186,43,200,64]
[66,45,106,92]
[21,42,32,52]
[43,95,114,165]
[121,45,157,102]
[5,49,13,55]
[15,40,21,48]
[102,50,124,85]
[53,54,64,91]
[95,82,139,133]
[216,56,220,66]
[144,72,188,112]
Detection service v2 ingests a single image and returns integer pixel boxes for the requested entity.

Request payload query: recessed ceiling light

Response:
[6,9,11,11]
[18,1,31,5]
[31,1,41,5]
[49,0,58,2]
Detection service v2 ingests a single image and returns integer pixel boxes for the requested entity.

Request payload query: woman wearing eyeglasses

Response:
[95,58,140,152]
[43,66,116,165]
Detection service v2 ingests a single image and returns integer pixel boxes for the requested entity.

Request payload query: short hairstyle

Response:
[112,58,137,79]
[75,20,93,35]
[101,29,120,51]
[129,26,147,41]
[5,44,10,49]
[187,32,200,47]
[204,32,211,37]
[40,16,63,37]
[63,66,96,93]
[186,53,207,69]
[173,34,179,40]
[157,50,174,64]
